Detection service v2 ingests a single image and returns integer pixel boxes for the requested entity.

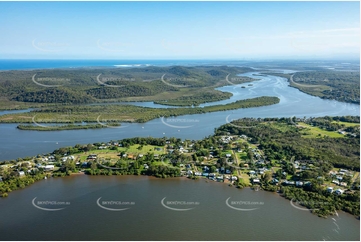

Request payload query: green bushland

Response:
[216,116,360,170]
[154,90,233,106]
[0,66,255,108]
[0,96,280,125]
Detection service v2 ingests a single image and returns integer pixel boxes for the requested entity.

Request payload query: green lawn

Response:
[118,144,166,155]
[76,144,165,161]
[299,122,345,138]
[331,121,360,127]
[239,152,248,161]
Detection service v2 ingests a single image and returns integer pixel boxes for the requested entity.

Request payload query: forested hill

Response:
[0,66,254,105]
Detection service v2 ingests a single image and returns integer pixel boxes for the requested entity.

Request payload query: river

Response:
[0,175,358,241]
[0,72,358,161]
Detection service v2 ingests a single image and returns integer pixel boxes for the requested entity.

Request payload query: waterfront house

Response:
[194,172,202,176]
[252,178,260,183]
[231,176,238,181]
[18,171,25,177]
[216,175,224,181]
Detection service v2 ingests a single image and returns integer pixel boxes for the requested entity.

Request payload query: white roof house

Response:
[44,165,54,171]
[335,189,344,195]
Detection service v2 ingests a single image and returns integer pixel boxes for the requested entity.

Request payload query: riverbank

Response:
[17,123,120,131]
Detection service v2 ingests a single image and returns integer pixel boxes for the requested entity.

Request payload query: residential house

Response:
[44,165,54,171]
[326,187,333,193]
[340,182,348,187]
[335,189,344,195]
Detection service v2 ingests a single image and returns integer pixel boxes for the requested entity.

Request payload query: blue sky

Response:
[0,1,359,59]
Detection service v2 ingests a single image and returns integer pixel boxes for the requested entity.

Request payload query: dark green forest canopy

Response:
[0,66,255,105]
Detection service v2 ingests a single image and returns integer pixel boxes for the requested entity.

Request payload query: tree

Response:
[210,166,217,173]
[247,150,253,162]
[262,171,272,183]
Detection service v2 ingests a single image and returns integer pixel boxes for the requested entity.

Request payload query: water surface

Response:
[0,175,358,241]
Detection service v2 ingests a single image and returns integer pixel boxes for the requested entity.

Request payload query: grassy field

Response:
[239,171,251,185]
[118,144,166,155]
[298,122,345,138]
[76,145,165,162]
[331,121,360,127]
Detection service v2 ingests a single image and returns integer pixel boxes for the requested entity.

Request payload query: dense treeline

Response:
[281,185,360,217]
[0,170,47,197]
[13,88,94,104]
[154,90,233,106]
[292,71,360,104]
[17,123,119,131]
[87,80,178,99]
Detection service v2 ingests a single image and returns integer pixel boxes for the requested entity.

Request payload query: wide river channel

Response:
[0,72,359,161]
